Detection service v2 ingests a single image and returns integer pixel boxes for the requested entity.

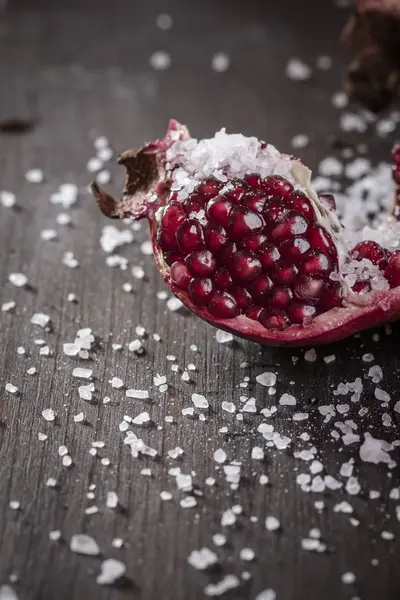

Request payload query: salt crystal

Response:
[25,168,43,183]
[324,354,336,364]
[256,372,276,387]
[149,50,171,70]
[214,448,227,463]
[368,365,383,383]
[222,401,236,413]
[345,158,371,180]
[112,538,124,548]
[160,491,172,501]
[5,383,18,395]
[132,412,150,426]
[216,330,233,343]
[62,455,72,467]
[40,229,57,241]
[374,388,390,402]
[265,516,280,531]
[63,343,80,356]
[49,530,61,541]
[319,157,343,177]
[291,134,309,149]
[2,301,16,312]
[381,530,395,540]
[106,491,119,508]
[167,296,182,311]
[9,273,27,287]
[42,408,55,421]
[0,191,16,208]
[362,353,374,363]
[346,476,361,496]
[180,496,197,508]
[126,389,149,400]
[9,501,20,510]
[221,509,236,527]
[110,377,123,389]
[96,559,126,585]
[0,586,19,600]
[79,384,94,401]
[286,57,312,81]
[70,534,100,555]
[192,393,209,409]
[340,113,367,133]
[359,433,394,465]
[73,412,84,423]
[128,339,143,353]
[72,367,92,379]
[255,590,276,600]
[341,572,356,584]
[87,157,103,172]
[188,547,218,570]
[31,313,50,328]
[63,252,79,268]
[204,575,240,597]
[100,225,133,254]
[97,147,113,162]
[154,374,166,386]
[211,52,230,72]
[280,393,296,406]
[240,548,255,561]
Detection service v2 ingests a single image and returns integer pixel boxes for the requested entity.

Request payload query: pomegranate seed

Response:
[319,193,336,212]
[262,199,287,226]
[246,306,263,321]
[259,308,290,330]
[231,287,253,309]
[244,173,261,188]
[301,251,332,276]
[352,281,371,294]
[170,261,191,290]
[269,286,293,309]
[287,303,316,324]
[279,237,311,263]
[259,243,281,270]
[205,223,228,254]
[208,292,239,318]
[294,275,326,304]
[249,274,274,301]
[164,251,181,266]
[176,219,205,253]
[243,192,267,213]
[224,182,249,203]
[286,192,315,220]
[385,250,400,287]
[188,278,214,305]
[219,241,238,265]
[196,179,221,199]
[238,233,268,252]
[272,262,298,285]
[351,241,388,269]
[393,143,400,164]
[228,250,262,283]
[186,250,216,277]
[184,193,207,215]
[227,206,265,240]
[214,267,233,290]
[319,283,342,310]
[259,175,294,197]
[307,224,337,258]
[271,210,308,243]
[207,196,233,226]
[158,202,186,250]
[393,165,400,185]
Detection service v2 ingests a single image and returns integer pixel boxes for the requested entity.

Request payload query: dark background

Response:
[0,1,399,599]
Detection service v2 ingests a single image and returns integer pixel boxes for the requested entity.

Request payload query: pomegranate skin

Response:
[92,120,400,347]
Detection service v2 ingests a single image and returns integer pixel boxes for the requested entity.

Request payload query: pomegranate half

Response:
[92,121,400,347]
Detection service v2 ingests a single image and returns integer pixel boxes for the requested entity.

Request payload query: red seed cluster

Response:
[157,175,344,330]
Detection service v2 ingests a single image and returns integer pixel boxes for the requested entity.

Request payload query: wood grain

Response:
[0,1,399,599]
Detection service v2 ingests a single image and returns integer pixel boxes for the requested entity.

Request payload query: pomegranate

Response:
[92,120,400,346]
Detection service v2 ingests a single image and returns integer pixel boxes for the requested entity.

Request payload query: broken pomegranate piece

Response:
[92,120,400,346]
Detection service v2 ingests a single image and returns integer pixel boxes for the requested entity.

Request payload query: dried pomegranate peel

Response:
[92,121,400,347]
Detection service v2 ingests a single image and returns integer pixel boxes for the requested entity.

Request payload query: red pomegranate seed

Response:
[219,241,238,265]
[224,182,249,203]
[214,267,233,289]
[319,282,342,310]
[269,286,293,309]
[246,306,263,321]
[286,192,315,220]
[352,280,371,294]
[158,202,186,250]
[393,143,400,164]
[287,303,316,324]
[176,219,205,254]
[207,196,233,226]
[227,206,265,240]
[186,250,216,277]
[188,278,214,305]
[393,165,400,185]
[259,308,290,330]
[272,262,298,285]
[164,251,181,266]
[208,292,239,318]
[205,223,228,254]
[270,210,309,243]
[170,260,191,290]
[196,179,221,199]
[259,243,281,270]
[385,250,400,287]
[307,224,337,258]
[351,241,388,269]
[249,274,274,301]
[239,233,268,252]
[279,237,311,263]
[244,173,261,188]
[262,199,287,226]
[231,287,253,309]
[228,250,262,283]
[243,192,267,213]
[301,251,332,276]
[259,175,294,197]
[294,275,326,304]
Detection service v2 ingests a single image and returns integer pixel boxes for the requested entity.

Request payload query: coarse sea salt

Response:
[9,273,27,287]
[70,534,100,555]
[149,50,171,70]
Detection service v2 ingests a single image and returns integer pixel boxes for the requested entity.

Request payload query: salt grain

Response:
[188,547,218,570]
[9,273,27,287]
[96,559,126,585]
[149,50,171,70]
[286,57,312,81]
[192,393,209,409]
[211,52,230,72]
[42,408,55,421]
[25,168,43,183]
[265,516,280,531]
[0,191,16,208]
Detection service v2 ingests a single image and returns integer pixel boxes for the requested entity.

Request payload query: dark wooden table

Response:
[0,1,399,599]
